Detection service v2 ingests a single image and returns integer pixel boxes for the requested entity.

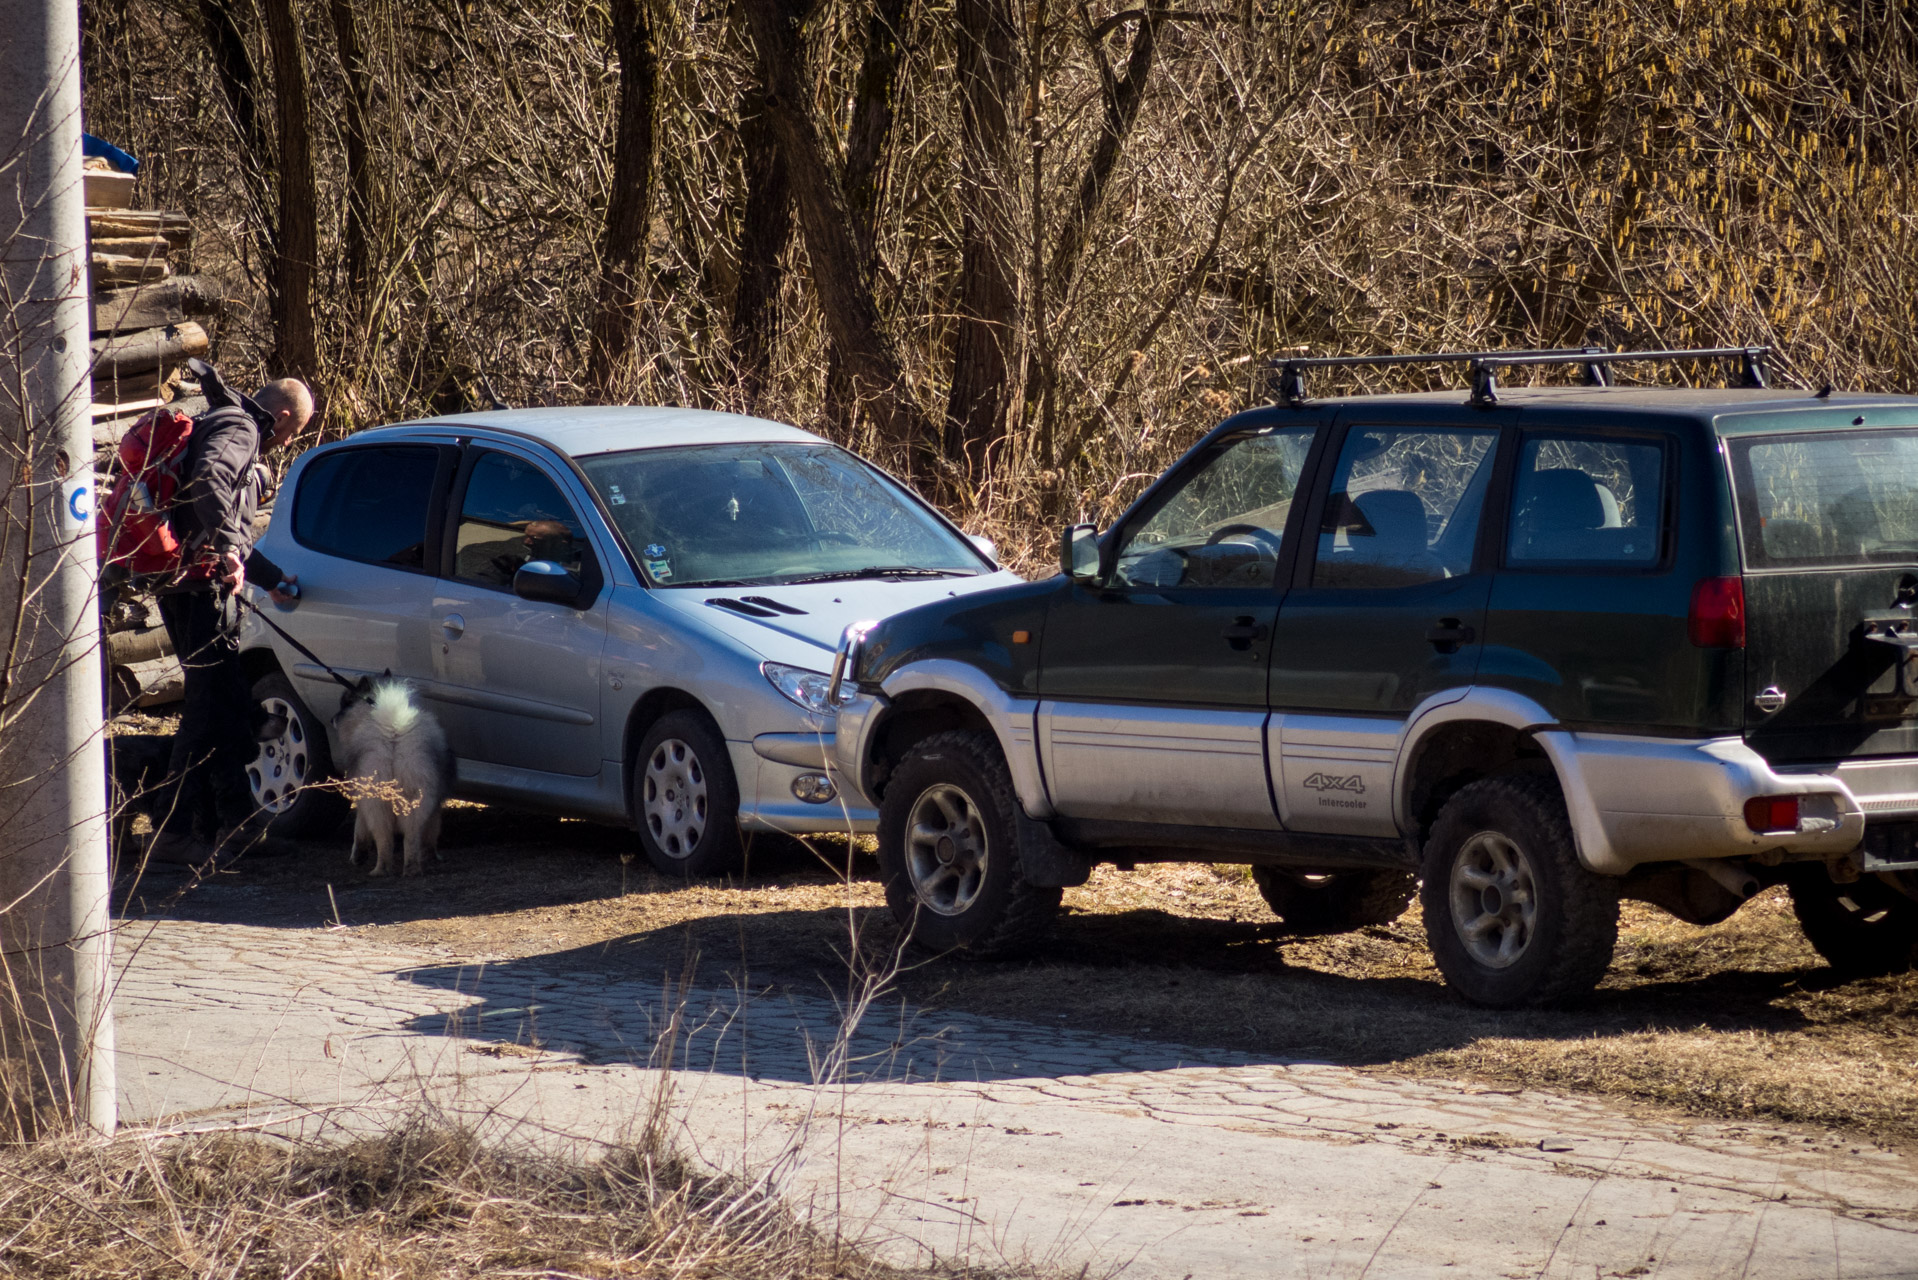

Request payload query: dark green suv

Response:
[827,348,1918,1006]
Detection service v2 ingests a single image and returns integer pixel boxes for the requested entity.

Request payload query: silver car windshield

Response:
[577,442,985,587]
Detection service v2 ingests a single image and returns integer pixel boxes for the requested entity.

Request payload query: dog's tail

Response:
[369,681,422,737]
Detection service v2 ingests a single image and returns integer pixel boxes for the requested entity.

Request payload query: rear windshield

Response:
[1729,430,1918,569]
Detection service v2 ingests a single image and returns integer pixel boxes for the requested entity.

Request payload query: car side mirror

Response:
[968,533,998,565]
[513,559,583,606]
[1061,523,1103,584]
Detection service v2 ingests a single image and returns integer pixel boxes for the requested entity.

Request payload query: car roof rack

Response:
[1270,345,1772,408]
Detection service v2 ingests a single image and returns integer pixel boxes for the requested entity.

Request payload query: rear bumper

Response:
[1536,731,1869,875]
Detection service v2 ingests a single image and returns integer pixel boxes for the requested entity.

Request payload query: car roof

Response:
[357,405,824,457]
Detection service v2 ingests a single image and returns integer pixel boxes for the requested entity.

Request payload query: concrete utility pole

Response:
[0,0,118,1135]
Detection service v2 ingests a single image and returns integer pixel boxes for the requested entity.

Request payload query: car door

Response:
[278,440,455,712]
[1037,423,1321,828]
[429,444,611,777]
[1268,417,1502,836]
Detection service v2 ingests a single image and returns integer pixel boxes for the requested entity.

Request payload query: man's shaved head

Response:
[254,378,315,449]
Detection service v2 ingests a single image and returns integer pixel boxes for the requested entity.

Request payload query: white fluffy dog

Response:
[333,675,453,877]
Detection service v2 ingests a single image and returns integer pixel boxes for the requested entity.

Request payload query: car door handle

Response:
[1426,618,1475,652]
[441,613,465,640]
[1222,617,1269,645]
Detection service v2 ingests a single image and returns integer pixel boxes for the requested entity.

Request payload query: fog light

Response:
[792,773,836,804]
[1744,795,1800,834]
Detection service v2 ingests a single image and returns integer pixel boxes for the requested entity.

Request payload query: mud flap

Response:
[1016,807,1091,887]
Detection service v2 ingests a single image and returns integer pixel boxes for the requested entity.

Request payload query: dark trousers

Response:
[156,590,256,838]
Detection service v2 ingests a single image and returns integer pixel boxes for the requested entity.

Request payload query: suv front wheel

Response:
[1420,773,1619,1008]
[876,730,1062,957]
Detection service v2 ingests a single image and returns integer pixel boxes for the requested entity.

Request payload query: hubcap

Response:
[904,783,987,916]
[644,738,708,858]
[1449,830,1537,969]
[247,696,308,814]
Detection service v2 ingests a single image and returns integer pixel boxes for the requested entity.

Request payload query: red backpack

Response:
[97,407,196,578]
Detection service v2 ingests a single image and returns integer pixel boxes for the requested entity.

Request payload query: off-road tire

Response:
[1252,868,1417,936]
[877,730,1062,957]
[634,710,744,878]
[249,671,349,839]
[1420,773,1619,1008]
[1788,868,1918,977]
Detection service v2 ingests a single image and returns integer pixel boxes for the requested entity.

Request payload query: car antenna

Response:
[477,373,511,411]
[1814,382,1834,399]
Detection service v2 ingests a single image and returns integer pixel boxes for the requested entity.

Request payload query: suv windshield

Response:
[577,442,985,587]
[1729,429,1918,569]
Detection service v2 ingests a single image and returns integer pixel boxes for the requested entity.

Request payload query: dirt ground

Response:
[117,787,1918,1151]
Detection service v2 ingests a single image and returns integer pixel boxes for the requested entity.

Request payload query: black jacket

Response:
[169,376,284,589]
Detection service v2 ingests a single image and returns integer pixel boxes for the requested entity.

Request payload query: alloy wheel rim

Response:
[1449,830,1537,969]
[904,783,988,916]
[644,738,708,858]
[247,696,308,814]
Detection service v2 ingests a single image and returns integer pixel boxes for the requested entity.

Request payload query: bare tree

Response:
[328,0,377,305]
[588,0,659,397]
[262,0,317,379]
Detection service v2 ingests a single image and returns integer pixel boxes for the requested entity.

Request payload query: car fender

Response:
[1391,686,1559,832]
[861,659,1051,818]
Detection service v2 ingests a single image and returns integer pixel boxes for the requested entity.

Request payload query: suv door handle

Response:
[1426,618,1475,653]
[1222,617,1269,646]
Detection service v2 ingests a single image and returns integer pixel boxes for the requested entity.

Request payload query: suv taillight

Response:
[1744,795,1800,833]
[1689,577,1746,649]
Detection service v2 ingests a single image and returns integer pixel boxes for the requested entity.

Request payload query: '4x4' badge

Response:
[1303,772,1366,795]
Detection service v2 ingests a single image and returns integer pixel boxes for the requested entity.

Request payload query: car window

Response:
[1507,434,1665,567]
[1313,425,1497,589]
[1111,428,1316,590]
[292,445,440,569]
[1730,429,1918,568]
[576,442,981,587]
[452,451,588,590]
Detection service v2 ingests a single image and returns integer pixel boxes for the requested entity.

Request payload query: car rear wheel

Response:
[635,709,743,878]
[1251,867,1416,936]
[1788,868,1918,977]
[248,671,349,838]
[1420,773,1619,1008]
[877,730,1061,957]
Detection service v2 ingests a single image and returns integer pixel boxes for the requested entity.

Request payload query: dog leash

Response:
[229,590,362,696]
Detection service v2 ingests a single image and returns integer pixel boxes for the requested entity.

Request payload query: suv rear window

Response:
[1506,434,1665,567]
[1729,430,1918,568]
[293,445,440,569]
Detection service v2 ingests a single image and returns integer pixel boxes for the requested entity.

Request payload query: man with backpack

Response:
[143,361,313,866]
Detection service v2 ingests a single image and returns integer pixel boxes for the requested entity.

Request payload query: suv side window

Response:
[452,451,589,590]
[1506,433,1665,567]
[1110,428,1316,589]
[293,444,441,569]
[1313,426,1497,588]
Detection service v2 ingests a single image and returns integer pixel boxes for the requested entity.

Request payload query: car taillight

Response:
[1689,577,1746,648]
[1743,795,1800,833]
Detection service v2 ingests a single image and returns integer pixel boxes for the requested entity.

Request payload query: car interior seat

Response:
[1342,489,1442,583]
[1511,468,1634,561]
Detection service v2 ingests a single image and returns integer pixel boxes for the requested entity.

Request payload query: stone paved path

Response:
[112,916,1918,1279]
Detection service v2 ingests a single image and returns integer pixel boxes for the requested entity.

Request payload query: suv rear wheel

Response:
[1420,773,1619,1008]
[877,730,1061,957]
[635,710,743,878]
[1788,869,1918,977]
[248,671,349,838]
[1252,868,1416,936]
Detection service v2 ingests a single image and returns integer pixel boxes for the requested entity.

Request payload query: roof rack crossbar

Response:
[1272,347,1606,407]
[1467,345,1771,407]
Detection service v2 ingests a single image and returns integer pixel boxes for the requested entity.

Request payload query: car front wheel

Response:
[1420,773,1619,1008]
[635,709,744,878]
[248,671,349,838]
[876,730,1061,957]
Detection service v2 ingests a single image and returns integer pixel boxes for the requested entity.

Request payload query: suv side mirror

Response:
[513,559,583,606]
[1061,523,1103,584]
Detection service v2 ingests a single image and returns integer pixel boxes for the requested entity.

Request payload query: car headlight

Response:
[762,661,837,714]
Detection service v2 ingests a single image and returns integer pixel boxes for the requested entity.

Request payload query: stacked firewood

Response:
[87,206,224,445]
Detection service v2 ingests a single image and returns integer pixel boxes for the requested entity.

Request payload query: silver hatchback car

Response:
[237,406,1022,875]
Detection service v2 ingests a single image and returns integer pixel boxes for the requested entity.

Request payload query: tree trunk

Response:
[946,0,1022,478]
[730,4,796,411]
[195,0,276,270]
[844,0,909,272]
[739,0,936,462]
[1049,6,1164,291]
[261,0,317,380]
[328,0,376,303]
[587,0,658,398]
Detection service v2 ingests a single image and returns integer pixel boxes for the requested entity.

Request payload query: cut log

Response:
[91,366,170,410]
[92,253,170,288]
[91,276,226,333]
[91,321,209,379]
[89,235,173,258]
[86,210,191,242]
[90,396,167,422]
[83,171,137,208]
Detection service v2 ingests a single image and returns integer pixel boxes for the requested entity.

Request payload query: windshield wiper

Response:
[667,578,765,588]
[785,566,974,584]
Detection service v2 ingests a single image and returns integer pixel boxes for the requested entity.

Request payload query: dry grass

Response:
[0,1117,957,1279]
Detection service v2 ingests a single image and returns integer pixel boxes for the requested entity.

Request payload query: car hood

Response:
[644,571,1027,668]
